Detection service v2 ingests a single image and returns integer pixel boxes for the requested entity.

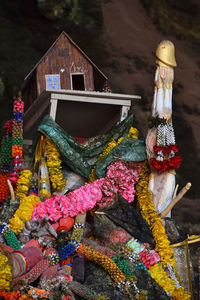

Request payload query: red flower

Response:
[160,160,169,172]
[3,120,13,133]
[168,155,182,169]
[168,144,179,153]
[150,158,168,173]
[153,145,168,154]
[150,158,160,171]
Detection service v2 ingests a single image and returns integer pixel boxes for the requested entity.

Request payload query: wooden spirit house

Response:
[22,31,140,141]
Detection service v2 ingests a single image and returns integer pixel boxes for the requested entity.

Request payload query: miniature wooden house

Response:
[22,32,140,141]
[22,31,107,107]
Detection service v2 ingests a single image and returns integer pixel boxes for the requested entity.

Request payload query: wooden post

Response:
[50,98,58,121]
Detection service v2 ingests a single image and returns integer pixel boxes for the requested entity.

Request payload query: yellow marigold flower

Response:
[16,170,32,201]
[9,216,24,234]
[40,188,51,199]
[46,138,66,191]
[9,195,40,234]
[149,264,176,295]
[128,127,139,139]
[88,126,140,182]
[0,254,12,290]
[171,288,191,300]
[136,161,176,268]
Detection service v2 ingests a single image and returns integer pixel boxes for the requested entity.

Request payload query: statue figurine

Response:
[146,40,181,216]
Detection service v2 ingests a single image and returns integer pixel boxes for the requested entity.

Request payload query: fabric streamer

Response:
[37,114,146,178]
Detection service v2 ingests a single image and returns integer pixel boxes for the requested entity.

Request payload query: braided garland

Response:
[77,243,126,283]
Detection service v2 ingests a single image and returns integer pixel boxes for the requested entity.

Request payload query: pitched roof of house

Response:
[22,31,107,89]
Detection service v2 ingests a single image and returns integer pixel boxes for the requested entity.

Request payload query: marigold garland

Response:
[9,194,41,234]
[171,288,191,300]
[0,253,12,291]
[15,170,32,201]
[0,290,34,299]
[125,238,190,299]
[148,264,190,300]
[88,127,139,182]
[77,243,126,283]
[45,138,66,191]
[136,161,175,268]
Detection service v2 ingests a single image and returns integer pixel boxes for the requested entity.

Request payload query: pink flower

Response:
[139,250,160,269]
[32,202,47,220]
[109,229,128,243]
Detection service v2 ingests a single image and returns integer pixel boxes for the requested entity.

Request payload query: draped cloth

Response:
[37,115,147,178]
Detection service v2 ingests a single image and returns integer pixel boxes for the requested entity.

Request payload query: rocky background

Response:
[0,0,199,294]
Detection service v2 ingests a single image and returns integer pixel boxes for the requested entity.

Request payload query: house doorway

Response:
[71,74,85,90]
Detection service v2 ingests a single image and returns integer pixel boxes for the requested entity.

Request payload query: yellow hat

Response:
[156,40,177,67]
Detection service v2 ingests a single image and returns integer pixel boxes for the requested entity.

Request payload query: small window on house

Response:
[46,75,60,89]
[71,74,85,90]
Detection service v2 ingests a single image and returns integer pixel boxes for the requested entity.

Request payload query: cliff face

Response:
[101,0,200,206]
[0,0,199,215]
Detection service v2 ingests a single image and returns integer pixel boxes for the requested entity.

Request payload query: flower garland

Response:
[28,288,52,299]
[32,161,140,221]
[88,139,118,183]
[0,119,13,202]
[111,254,134,280]
[9,194,41,234]
[0,290,34,299]
[10,96,24,186]
[150,144,182,173]
[45,138,66,191]
[0,253,12,291]
[149,118,182,173]
[77,243,126,283]
[10,170,40,234]
[125,238,190,300]
[15,170,32,201]
[77,243,146,297]
[58,212,86,261]
[149,264,191,299]
[98,161,141,207]
[0,120,13,167]
[88,127,139,182]
[0,172,10,203]
[136,161,175,268]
